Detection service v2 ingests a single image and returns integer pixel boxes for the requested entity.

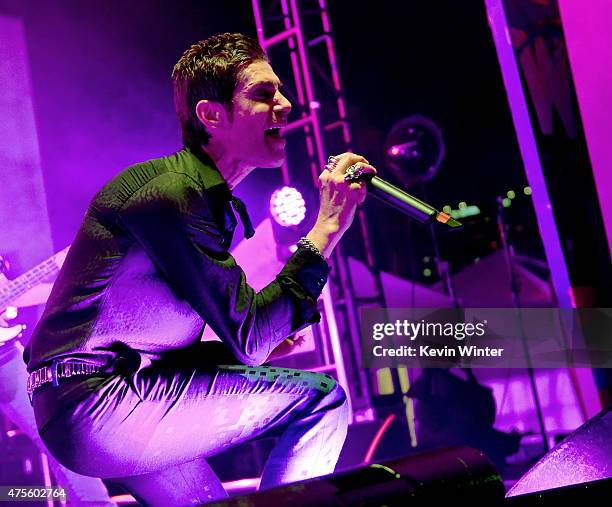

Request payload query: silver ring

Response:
[327,155,339,171]
[344,163,364,182]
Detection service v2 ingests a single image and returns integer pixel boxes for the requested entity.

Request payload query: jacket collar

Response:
[182,146,254,239]
[184,145,230,194]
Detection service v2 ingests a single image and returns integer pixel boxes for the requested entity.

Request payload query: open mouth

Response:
[264,127,284,138]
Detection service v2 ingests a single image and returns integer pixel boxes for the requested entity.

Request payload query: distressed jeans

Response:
[0,344,114,506]
[33,363,348,506]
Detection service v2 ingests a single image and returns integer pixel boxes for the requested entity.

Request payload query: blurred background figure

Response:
[0,250,116,507]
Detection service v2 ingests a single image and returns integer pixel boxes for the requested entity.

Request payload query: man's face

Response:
[221,60,292,168]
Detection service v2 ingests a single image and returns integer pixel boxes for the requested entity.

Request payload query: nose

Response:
[274,92,292,116]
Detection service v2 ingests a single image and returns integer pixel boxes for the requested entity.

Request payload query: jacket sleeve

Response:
[117,172,329,366]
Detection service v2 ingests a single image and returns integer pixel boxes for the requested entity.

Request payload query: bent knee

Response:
[305,373,347,410]
[326,378,347,405]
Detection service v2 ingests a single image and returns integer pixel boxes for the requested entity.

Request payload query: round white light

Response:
[270,186,306,227]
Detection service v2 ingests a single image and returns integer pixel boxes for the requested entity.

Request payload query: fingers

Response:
[336,153,368,173]
[347,162,377,178]
[321,157,372,188]
[320,154,376,210]
[320,156,377,195]
[1,306,18,322]
[317,154,373,232]
[357,184,368,205]
[336,162,376,191]
[349,177,368,201]
[322,153,369,174]
[330,162,377,182]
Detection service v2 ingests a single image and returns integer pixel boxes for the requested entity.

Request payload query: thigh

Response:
[36,364,338,478]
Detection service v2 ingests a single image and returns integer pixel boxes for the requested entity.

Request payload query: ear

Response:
[195,99,227,132]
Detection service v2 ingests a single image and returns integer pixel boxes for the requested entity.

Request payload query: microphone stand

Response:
[419,183,459,307]
[420,182,479,397]
[496,197,549,453]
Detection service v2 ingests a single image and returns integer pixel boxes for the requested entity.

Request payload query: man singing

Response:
[25,33,375,506]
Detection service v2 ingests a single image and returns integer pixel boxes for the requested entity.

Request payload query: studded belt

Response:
[26,361,102,395]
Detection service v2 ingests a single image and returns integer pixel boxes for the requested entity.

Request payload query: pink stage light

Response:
[270,186,306,227]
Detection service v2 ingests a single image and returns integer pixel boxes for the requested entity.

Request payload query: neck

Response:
[201,143,254,190]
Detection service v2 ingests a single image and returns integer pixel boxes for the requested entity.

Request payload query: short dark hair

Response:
[172,32,268,148]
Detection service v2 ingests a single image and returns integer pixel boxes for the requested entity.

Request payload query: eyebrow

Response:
[245,80,284,91]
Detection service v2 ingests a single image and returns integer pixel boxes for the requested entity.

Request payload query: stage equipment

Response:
[497,196,549,453]
[267,185,315,262]
[269,186,307,227]
[382,112,461,296]
[383,114,445,187]
[408,369,521,471]
[505,478,611,506]
[506,407,612,498]
[208,446,504,506]
[252,0,387,422]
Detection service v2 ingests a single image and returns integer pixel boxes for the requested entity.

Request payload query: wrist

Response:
[297,237,325,260]
[313,218,341,235]
[306,222,342,259]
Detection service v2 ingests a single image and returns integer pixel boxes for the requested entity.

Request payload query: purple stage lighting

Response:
[383,114,446,187]
[270,186,306,227]
[387,142,417,159]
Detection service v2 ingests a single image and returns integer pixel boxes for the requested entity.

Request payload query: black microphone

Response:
[361,175,463,228]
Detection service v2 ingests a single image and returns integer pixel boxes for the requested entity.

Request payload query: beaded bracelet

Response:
[297,237,325,260]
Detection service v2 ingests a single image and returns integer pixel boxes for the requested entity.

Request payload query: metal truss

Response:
[251,0,393,423]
